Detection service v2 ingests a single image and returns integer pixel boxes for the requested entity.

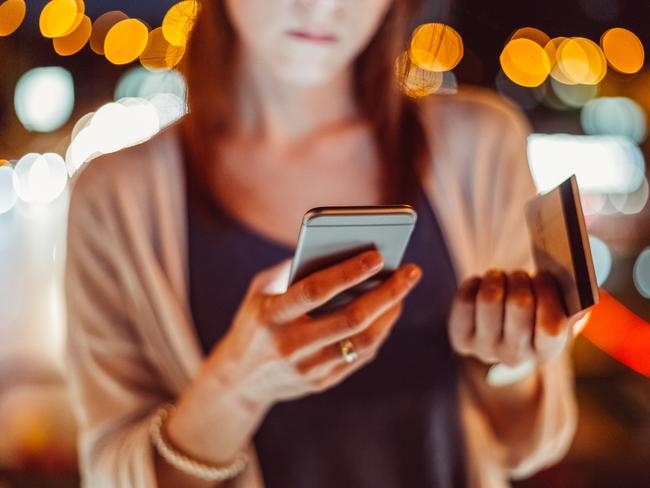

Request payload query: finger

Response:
[500,271,535,367]
[532,272,569,362]
[448,277,481,356]
[295,304,401,373]
[474,269,506,363]
[263,250,384,325]
[289,264,421,353]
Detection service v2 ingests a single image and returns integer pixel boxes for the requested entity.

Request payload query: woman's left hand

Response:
[448,270,586,367]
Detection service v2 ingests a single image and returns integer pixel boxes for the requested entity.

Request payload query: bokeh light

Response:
[581,97,647,144]
[65,97,161,174]
[104,18,149,65]
[633,248,650,298]
[89,11,128,55]
[500,38,550,87]
[588,235,612,286]
[14,67,74,132]
[12,153,68,204]
[0,0,26,37]
[552,37,607,85]
[510,27,551,48]
[609,178,649,214]
[162,0,200,47]
[115,66,187,101]
[395,51,443,98]
[140,27,186,71]
[550,78,598,108]
[39,0,79,39]
[527,133,645,193]
[601,28,645,74]
[53,14,91,56]
[0,165,18,214]
[409,23,463,72]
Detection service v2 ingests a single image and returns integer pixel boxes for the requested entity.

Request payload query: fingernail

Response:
[407,265,422,282]
[362,252,383,271]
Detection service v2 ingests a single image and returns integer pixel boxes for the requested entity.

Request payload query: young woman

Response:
[65,1,581,486]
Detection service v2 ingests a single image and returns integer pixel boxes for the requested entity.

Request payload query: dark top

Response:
[185,163,466,487]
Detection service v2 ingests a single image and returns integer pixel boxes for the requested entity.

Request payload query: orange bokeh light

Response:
[39,0,79,38]
[104,18,149,65]
[162,0,200,47]
[548,37,607,85]
[510,27,551,48]
[395,51,443,98]
[601,27,645,74]
[140,27,186,71]
[89,11,128,55]
[53,14,91,56]
[409,23,464,72]
[500,37,551,87]
[0,0,26,37]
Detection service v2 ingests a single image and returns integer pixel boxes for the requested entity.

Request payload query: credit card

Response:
[525,175,599,315]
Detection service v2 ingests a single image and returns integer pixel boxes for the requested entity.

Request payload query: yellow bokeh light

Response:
[104,19,149,65]
[409,22,463,72]
[0,159,9,166]
[89,11,128,55]
[601,28,644,74]
[510,27,550,48]
[0,0,26,37]
[395,51,443,98]
[162,0,200,47]
[53,14,91,56]
[140,27,186,71]
[500,38,550,87]
[39,0,79,38]
[554,37,607,85]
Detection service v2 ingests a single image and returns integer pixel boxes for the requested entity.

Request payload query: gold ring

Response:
[339,338,359,363]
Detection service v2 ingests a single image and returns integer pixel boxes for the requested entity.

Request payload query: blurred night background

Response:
[0,0,649,486]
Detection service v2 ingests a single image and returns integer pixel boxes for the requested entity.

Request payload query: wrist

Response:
[166,358,269,466]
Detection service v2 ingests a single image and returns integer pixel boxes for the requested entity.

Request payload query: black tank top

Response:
[185,159,466,487]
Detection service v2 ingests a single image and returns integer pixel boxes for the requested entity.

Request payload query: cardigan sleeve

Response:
[456,92,578,484]
[64,167,163,488]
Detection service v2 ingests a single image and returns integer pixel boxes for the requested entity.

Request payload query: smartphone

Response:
[289,205,418,315]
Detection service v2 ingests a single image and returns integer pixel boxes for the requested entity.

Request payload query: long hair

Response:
[180,0,429,205]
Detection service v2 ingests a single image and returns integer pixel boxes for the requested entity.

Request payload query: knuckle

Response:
[478,283,504,303]
[299,279,322,303]
[508,288,534,310]
[342,306,366,331]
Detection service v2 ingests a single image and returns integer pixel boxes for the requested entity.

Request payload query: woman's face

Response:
[224,0,393,86]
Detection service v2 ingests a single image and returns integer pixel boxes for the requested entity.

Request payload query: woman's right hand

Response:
[165,250,421,467]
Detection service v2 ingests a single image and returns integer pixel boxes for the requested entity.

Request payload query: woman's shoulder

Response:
[417,85,531,138]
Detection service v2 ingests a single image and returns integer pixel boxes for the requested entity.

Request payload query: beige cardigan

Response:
[65,88,577,488]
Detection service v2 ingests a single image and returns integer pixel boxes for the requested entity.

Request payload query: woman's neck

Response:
[235,47,360,148]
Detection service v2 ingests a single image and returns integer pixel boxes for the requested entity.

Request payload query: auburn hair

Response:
[180,0,429,205]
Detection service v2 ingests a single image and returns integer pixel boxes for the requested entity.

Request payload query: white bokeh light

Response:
[14,67,74,133]
[633,248,650,298]
[581,97,647,144]
[588,235,612,286]
[13,153,68,204]
[65,98,161,175]
[527,134,645,194]
[0,166,18,214]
